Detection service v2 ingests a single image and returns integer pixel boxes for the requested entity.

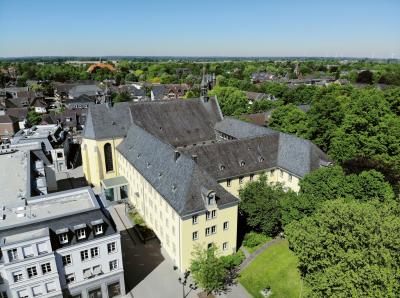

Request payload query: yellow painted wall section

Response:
[180,204,238,271]
[81,138,123,187]
[219,168,300,197]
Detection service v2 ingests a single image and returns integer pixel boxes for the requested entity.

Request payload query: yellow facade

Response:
[81,138,123,187]
[116,151,238,272]
[219,168,300,197]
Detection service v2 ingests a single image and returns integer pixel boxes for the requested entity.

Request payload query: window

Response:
[17,290,28,298]
[104,143,114,172]
[223,221,229,230]
[65,273,75,284]
[223,242,228,251]
[227,179,231,187]
[22,246,34,258]
[205,227,211,236]
[280,170,283,178]
[8,248,18,261]
[211,225,216,234]
[37,242,48,254]
[109,260,118,271]
[27,266,38,278]
[289,174,293,182]
[207,243,213,249]
[91,247,99,258]
[80,250,89,261]
[57,152,63,158]
[206,210,216,220]
[107,282,121,298]
[59,233,68,244]
[93,265,102,275]
[13,271,23,282]
[32,285,43,297]
[41,262,51,274]
[192,231,198,240]
[62,254,72,266]
[45,282,56,293]
[76,228,86,240]
[239,176,244,184]
[83,268,93,279]
[88,287,102,298]
[107,242,116,254]
[192,215,198,225]
[94,225,103,235]
[250,174,254,181]
[207,195,215,205]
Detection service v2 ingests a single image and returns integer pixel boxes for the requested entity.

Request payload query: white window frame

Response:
[41,262,52,274]
[80,250,89,261]
[76,229,86,240]
[205,227,211,236]
[59,233,68,244]
[94,225,103,235]
[62,254,72,266]
[65,273,75,284]
[109,260,118,271]
[192,215,198,225]
[13,271,23,282]
[223,221,229,230]
[8,248,18,261]
[27,266,38,278]
[91,247,99,258]
[22,245,34,258]
[107,242,116,254]
[192,231,198,241]
[211,225,216,234]
[223,242,228,251]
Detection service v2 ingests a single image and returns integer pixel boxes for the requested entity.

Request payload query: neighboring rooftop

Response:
[0,149,28,207]
[215,117,277,139]
[0,187,98,230]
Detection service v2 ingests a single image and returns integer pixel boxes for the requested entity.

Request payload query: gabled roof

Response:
[5,108,28,121]
[69,85,103,98]
[117,124,238,217]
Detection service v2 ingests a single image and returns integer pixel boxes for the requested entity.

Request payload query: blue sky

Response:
[0,0,399,57]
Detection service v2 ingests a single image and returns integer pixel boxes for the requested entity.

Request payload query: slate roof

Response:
[5,108,28,121]
[117,124,238,217]
[181,132,331,179]
[215,117,277,139]
[0,114,18,124]
[84,98,223,146]
[69,85,103,98]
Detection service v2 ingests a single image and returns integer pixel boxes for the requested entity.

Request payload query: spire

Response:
[200,64,208,101]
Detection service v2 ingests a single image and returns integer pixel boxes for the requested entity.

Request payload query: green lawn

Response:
[239,240,305,298]
[243,236,272,254]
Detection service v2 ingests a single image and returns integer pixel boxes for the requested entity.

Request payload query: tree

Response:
[269,104,309,137]
[239,174,283,236]
[26,109,42,126]
[209,86,248,116]
[285,198,400,297]
[112,91,131,104]
[190,245,228,295]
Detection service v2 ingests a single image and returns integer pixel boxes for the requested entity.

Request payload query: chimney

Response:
[174,150,180,162]
[192,154,198,163]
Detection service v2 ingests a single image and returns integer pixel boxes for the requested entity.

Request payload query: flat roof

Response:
[101,176,128,189]
[2,227,49,246]
[0,150,28,207]
[14,124,59,140]
[1,187,99,230]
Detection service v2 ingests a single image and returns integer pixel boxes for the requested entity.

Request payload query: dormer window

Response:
[91,219,104,236]
[219,164,225,171]
[239,160,245,167]
[56,228,69,244]
[74,224,87,240]
[59,233,68,244]
[258,156,264,162]
[207,193,216,206]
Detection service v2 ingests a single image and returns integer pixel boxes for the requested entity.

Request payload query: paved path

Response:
[239,238,283,272]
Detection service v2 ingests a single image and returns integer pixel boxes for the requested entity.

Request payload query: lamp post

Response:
[178,270,195,298]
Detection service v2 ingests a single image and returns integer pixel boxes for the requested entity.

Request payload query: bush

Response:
[221,250,245,270]
[243,232,270,248]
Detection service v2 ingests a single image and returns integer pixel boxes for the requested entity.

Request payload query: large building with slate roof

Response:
[0,187,124,298]
[81,96,331,270]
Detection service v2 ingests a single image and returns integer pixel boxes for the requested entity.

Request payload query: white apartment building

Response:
[0,188,125,298]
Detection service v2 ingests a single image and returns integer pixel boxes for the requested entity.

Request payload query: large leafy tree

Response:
[208,86,248,116]
[269,104,309,137]
[239,175,283,236]
[286,199,400,297]
[190,245,228,295]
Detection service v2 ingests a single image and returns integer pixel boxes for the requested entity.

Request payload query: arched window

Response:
[104,143,113,172]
